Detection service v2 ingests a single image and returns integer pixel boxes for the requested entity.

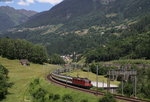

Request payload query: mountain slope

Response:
[22,0,150,29]
[21,0,96,27]
[0,6,37,30]
[18,9,37,17]
[1,0,150,55]
[0,12,15,30]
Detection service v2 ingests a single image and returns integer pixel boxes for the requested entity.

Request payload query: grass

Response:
[0,57,125,102]
[39,78,100,102]
[78,57,150,65]
[62,70,120,85]
[0,57,98,102]
[0,57,59,102]
[103,59,150,64]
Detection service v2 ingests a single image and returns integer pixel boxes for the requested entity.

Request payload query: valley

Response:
[0,0,150,101]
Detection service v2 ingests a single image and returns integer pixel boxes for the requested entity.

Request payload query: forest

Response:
[0,38,66,64]
[0,38,48,64]
[85,14,150,63]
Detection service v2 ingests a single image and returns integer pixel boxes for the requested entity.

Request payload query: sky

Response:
[0,0,63,12]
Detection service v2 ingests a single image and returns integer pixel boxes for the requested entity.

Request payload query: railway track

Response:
[47,74,149,102]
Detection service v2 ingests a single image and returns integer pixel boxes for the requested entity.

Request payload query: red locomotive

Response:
[72,77,92,88]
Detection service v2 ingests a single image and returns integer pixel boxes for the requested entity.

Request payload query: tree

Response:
[0,38,48,64]
[117,81,133,97]
[117,66,150,99]
[30,45,48,64]
[0,65,9,100]
[89,62,116,75]
[49,54,65,64]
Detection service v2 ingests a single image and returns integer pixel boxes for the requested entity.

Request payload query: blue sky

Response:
[0,0,63,12]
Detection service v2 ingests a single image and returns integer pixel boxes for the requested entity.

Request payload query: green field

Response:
[0,57,59,102]
[102,59,150,64]
[77,57,150,65]
[0,57,99,102]
[0,57,125,102]
[62,70,120,85]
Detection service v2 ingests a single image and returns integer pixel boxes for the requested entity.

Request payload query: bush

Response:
[99,93,116,102]
[80,99,88,102]
[32,88,47,102]
[29,79,49,102]
[62,94,74,102]
[53,94,60,100]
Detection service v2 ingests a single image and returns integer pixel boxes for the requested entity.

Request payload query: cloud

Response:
[18,0,29,6]
[18,0,34,6]
[5,1,14,4]
[17,0,63,6]
[37,0,63,5]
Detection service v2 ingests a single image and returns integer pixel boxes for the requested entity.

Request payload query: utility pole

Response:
[122,79,124,96]
[107,70,110,93]
[108,68,137,96]
[65,77,67,88]
[65,68,67,88]
[102,80,104,89]
[96,65,99,95]
[88,66,89,79]
[134,74,137,97]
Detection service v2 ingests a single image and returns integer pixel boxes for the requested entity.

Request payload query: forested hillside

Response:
[22,0,150,30]
[85,14,150,63]
[0,6,37,31]
[0,0,150,55]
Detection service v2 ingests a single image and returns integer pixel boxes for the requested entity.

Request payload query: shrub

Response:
[62,94,73,102]
[80,99,88,102]
[53,94,60,100]
[99,93,116,102]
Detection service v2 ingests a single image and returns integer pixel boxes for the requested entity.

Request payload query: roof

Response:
[20,59,29,64]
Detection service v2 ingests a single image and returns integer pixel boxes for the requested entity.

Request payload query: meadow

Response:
[0,57,100,102]
[0,57,125,102]
[0,57,58,102]
[104,59,150,64]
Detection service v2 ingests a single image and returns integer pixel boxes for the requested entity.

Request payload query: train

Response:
[51,72,93,89]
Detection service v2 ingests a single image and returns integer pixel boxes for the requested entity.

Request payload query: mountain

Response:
[85,14,150,63]
[22,0,150,29]
[1,0,150,55]
[0,6,37,31]
[18,9,37,17]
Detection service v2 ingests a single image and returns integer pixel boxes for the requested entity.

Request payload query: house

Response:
[20,59,30,66]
